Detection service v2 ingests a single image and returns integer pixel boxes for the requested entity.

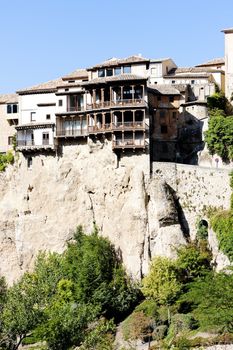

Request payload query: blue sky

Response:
[1,0,233,93]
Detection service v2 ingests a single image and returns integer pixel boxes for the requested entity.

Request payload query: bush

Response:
[122,311,154,342]
[0,151,14,171]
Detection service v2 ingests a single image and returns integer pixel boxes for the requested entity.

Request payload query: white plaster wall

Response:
[20,93,57,124]
[225,32,233,98]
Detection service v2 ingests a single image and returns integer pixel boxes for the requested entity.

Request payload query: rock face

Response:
[0,141,231,284]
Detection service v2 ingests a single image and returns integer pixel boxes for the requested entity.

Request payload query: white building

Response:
[0,94,19,152]
[16,79,61,152]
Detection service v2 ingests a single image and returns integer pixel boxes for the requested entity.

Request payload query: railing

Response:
[17,140,35,146]
[17,140,54,149]
[88,124,112,133]
[66,106,85,112]
[112,121,144,129]
[56,129,88,137]
[88,121,145,133]
[86,98,145,110]
[112,138,146,148]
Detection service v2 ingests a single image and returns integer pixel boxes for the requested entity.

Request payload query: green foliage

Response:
[0,151,14,172]
[207,92,228,111]
[180,272,233,332]
[175,243,212,283]
[135,299,158,319]
[122,310,153,342]
[141,257,181,306]
[0,226,139,349]
[204,113,233,161]
[211,211,233,262]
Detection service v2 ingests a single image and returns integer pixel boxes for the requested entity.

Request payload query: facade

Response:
[222,28,233,99]
[0,94,19,153]
[12,41,230,166]
[16,79,61,152]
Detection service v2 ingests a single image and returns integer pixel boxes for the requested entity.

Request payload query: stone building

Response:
[222,27,233,99]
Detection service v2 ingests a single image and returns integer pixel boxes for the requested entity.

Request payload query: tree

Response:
[207,91,228,111]
[204,114,233,161]
[1,273,44,350]
[181,272,233,332]
[141,257,181,306]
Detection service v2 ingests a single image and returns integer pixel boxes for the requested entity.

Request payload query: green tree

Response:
[141,257,181,306]
[207,91,228,111]
[181,272,233,332]
[204,114,233,161]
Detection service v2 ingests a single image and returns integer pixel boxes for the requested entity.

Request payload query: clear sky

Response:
[1,0,233,94]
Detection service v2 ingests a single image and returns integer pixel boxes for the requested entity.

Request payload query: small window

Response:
[114,67,121,75]
[7,104,18,114]
[8,136,13,145]
[160,110,166,118]
[123,65,131,74]
[46,114,51,120]
[172,80,175,84]
[157,95,161,101]
[68,80,75,83]
[169,96,174,102]
[161,125,168,134]
[172,111,176,119]
[106,68,113,76]
[27,157,32,169]
[30,112,36,122]
[65,88,69,91]
[98,69,105,77]
[58,99,63,106]
[191,80,195,84]
[42,132,49,145]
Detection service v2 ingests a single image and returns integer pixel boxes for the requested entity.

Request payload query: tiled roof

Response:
[150,57,173,63]
[88,55,150,70]
[148,84,180,95]
[0,93,18,104]
[82,74,147,86]
[62,69,88,80]
[165,67,212,79]
[17,78,63,95]
[195,58,224,67]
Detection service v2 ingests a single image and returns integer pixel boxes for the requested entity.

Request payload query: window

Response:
[106,68,113,76]
[160,110,166,118]
[46,114,51,120]
[27,157,32,169]
[169,96,174,102]
[191,80,195,84]
[58,99,63,106]
[157,95,161,101]
[172,80,175,84]
[98,69,105,77]
[8,136,13,145]
[7,104,18,114]
[42,132,49,145]
[123,65,131,74]
[172,111,176,119]
[68,80,75,83]
[30,112,36,122]
[161,125,168,134]
[114,67,121,75]
[65,88,69,91]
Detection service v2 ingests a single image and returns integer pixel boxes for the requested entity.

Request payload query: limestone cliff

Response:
[0,140,231,284]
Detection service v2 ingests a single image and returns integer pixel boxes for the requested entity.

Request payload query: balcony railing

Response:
[16,140,54,150]
[56,129,88,137]
[86,98,146,110]
[112,138,147,149]
[88,121,146,134]
[66,106,85,112]
[88,124,112,133]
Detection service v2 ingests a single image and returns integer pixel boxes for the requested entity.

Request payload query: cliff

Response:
[0,140,231,284]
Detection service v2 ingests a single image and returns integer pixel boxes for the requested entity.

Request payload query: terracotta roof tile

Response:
[148,84,180,95]
[82,74,147,86]
[0,93,18,104]
[88,55,149,70]
[17,78,63,95]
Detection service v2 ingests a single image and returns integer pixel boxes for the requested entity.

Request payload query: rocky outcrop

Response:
[0,141,231,284]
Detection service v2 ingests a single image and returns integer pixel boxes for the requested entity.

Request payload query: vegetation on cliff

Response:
[205,92,233,161]
[121,235,233,349]
[0,226,139,350]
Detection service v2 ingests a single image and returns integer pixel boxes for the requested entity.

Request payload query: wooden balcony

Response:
[86,98,146,111]
[88,121,147,134]
[16,140,55,151]
[56,129,88,138]
[112,138,148,149]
